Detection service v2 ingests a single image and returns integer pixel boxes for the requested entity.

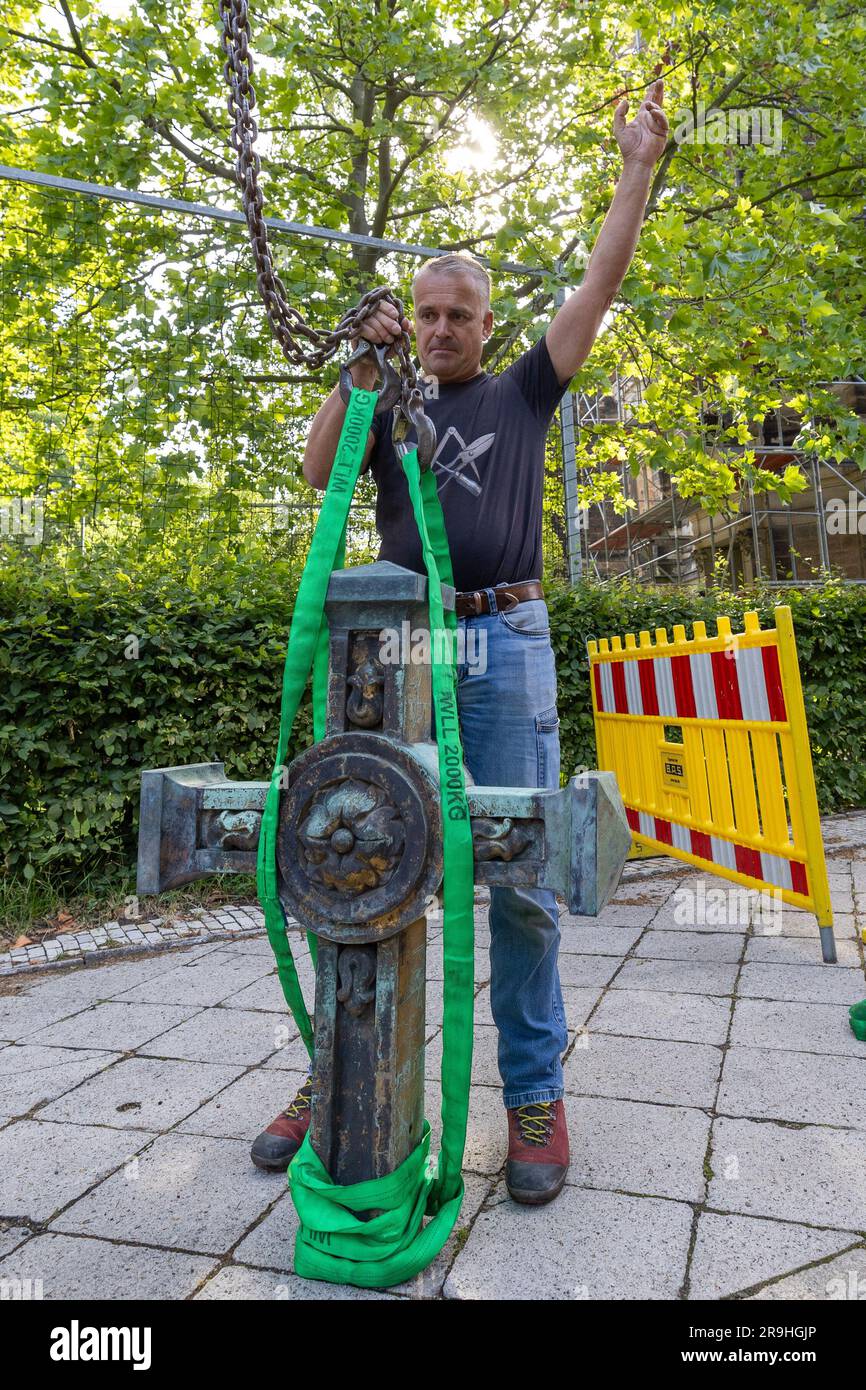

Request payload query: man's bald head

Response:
[411,252,491,311]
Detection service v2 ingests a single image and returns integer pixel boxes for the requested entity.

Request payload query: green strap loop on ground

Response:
[258,395,475,1288]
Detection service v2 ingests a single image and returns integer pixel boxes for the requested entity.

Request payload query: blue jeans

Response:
[453,592,568,1108]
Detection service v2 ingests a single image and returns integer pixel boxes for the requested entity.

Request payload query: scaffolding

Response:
[562,372,866,586]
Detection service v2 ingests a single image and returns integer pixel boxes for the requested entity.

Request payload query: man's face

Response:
[412,271,494,384]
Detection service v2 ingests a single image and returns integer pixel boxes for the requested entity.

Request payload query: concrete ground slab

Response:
[688,1212,856,1300]
[589,988,731,1046]
[557,924,642,956]
[26,1001,201,1052]
[444,1184,692,1300]
[177,1068,309,1143]
[613,958,739,996]
[748,1244,866,1300]
[16,957,188,1003]
[0,991,108,1043]
[636,930,745,963]
[746,932,861,966]
[426,1080,506,1176]
[718,1046,866,1128]
[0,1231,217,1300]
[0,1119,156,1223]
[0,1044,117,1118]
[557,954,622,989]
[565,1095,711,1202]
[37,1055,245,1132]
[707,1117,866,1230]
[219,971,297,1014]
[730,998,866,1058]
[0,1225,31,1260]
[425,1023,501,1088]
[738,962,865,1006]
[51,1132,281,1255]
[137,1006,285,1067]
[260,1037,316,1073]
[114,954,274,1007]
[564,1033,722,1108]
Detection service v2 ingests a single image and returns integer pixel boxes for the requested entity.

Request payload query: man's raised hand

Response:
[613,78,669,168]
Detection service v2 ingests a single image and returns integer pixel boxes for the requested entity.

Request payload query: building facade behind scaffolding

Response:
[560,374,866,586]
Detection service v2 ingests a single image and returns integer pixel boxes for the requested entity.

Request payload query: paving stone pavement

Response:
[1,815,865,1301]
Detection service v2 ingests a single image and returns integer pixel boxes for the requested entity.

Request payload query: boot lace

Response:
[283,1078,313,1120]
[516,1102,555,1146]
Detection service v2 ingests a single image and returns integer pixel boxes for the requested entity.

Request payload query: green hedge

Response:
[0,551,310,883]
[2,550,864,883]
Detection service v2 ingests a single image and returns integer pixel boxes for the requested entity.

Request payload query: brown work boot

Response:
[250,1079,313,1173]
[505,1100,570,1205]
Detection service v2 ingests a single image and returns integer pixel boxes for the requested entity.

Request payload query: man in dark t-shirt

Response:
[368,333,567,593]
[251,80,669,1206]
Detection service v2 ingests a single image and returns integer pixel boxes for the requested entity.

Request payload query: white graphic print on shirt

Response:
[431,427,496,496]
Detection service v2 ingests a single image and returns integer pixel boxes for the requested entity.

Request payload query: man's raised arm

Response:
[302,299,412,490]
[546,78,669,386]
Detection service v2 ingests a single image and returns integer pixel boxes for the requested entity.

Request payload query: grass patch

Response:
[0,866,259,947]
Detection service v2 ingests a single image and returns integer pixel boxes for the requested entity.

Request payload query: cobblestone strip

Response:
[0,906,275,977]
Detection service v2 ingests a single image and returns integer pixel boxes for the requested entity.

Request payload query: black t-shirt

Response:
[367,334,569,593]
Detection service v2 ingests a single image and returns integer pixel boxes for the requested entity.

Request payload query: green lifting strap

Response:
[256,387,475,1288]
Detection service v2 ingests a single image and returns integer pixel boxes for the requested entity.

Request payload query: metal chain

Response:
[218,0,417,396]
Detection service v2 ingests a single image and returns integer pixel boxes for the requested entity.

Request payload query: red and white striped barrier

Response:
[592,644,787,723]
[587,608,835,961]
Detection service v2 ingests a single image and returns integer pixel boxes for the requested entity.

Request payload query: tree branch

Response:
[683,162,866,223]
[646,58,749,217]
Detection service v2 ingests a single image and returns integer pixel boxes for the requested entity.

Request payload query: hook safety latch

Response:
[339,341,402,414]
[391,387,437,472]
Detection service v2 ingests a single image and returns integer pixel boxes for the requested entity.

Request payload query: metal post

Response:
[748,480,762,581]
[812,456,831,572]
[787,502,797,581]
[623,461,634,578]
[671,489,683,582]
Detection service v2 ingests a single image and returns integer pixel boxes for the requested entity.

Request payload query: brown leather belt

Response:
[454,579,544,618]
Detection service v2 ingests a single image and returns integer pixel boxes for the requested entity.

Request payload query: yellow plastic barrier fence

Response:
[588,607,836,962]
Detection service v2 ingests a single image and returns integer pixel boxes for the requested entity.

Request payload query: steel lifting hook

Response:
[339,341,402,414]
[391,393,437,473]
[405,387,437,471]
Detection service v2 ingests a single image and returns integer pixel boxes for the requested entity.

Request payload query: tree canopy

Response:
[1,0,864,560]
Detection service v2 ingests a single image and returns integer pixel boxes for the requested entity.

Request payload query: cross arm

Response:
[137,761,631,915]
